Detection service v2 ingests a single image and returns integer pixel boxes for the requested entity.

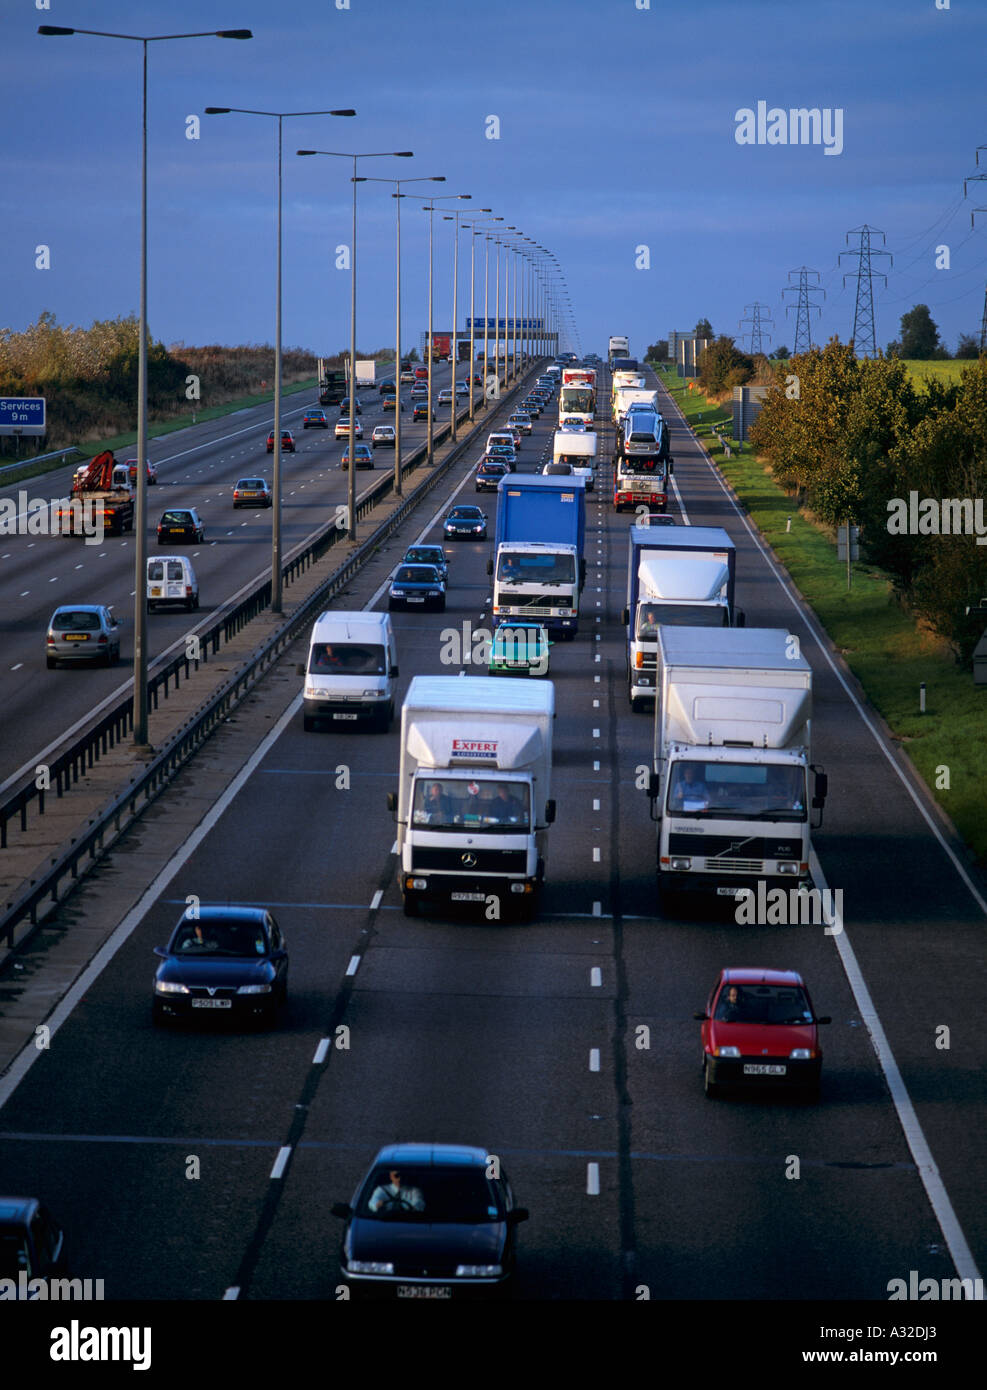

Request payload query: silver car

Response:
[46,604,122,668]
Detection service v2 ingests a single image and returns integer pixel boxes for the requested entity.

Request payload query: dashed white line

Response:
[313,1038,330,1065]
[590,967,602,987]
[586,1162,600,1195]
[270,1146,292,1180]
[593,847,601,863]
[370,889,383,911]
[589,1049,601,1072]
[346,955,361,977]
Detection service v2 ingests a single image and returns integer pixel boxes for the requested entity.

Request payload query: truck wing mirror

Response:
[545,799,556,824]
[486,558,493,577]
[647,772,660,799]
[667,458,674,473]
[811,766,828,804]
[579,558,586,589]
[735,608,745,629]
[390,664,399,678]
[296,663,306,677]
[621,607,630,626]
[386,792,397,814]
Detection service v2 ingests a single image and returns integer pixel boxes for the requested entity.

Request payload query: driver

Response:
[368,1168,425,1213]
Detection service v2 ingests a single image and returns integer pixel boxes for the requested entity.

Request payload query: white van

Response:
[298,610,399,732]
[486,431,516,454]
[147,555,199,611]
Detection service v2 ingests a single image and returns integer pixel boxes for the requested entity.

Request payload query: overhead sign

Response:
[466,318,544,332]
[0,397,46,437]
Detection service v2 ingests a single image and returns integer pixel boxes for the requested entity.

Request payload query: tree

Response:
[955,333,980,360]
[694,318,713,341]
[697,335,753,394]
[898,305,941,360]
[773,345,790,360]
[405,347,419,361]
[646,339,669,361]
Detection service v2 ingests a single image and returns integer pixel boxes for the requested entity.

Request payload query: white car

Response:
[455,381,470,396]
[335,418,363,439]
[437,388,454,405]
[371,425,396,446]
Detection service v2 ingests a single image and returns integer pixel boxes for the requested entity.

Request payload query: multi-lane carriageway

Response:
[0,364,984,1303]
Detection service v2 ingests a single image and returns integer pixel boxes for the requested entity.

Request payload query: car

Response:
[156,507,204,544]
[471,372,484,386]
[638,513,678,527]
[399,367,416,384]
[124,458,158,485]
[147,555,199,612]
[412,403,435,422]
[339,397,363,415]
[695,968,831,1099]
[573,466,595,493]
[233,477,272,508]
[372,425,396,446]
[0,1196,67,1286]
[520,399,541,418]
[414,366,428,381]
[475,461,509,492]
[266,430,295,453]
[455,381,470,396]
[331,1142,528,1299]
[388,563,446,612]
[378,378,396,395]
[152,905,289,1027]
[46,604,122,669]
[559,419,587,432]
[444,505,487,540]
[504,428,522,449]
[488,621,551,677]
[437,388,454,405]
[381,395,404,412]
[486,445,517,470]
[341,444,374,470]
[543,461,572,475]
[507,414,532,435]
[402,544,448,580]
[335,417,364,439]
[303,409,330,429]
[411,384,428,400]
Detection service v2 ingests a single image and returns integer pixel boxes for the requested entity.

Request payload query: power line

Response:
[782,267,825,354]
[739,301,773,356]
[840,225,892,358]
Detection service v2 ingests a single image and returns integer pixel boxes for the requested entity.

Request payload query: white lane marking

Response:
[270,1146,292,1180]
[11,663,23,672]
[592,728,600,738]
[593,798,600,811]
[222,1287,240,1300]
[346,955,361,977]
[592,847,601,863]
[589,1048,600,1072]
[811,849,982,1291]
[586,1162,600,1195]
[590,967,602,987]
[313,1038,330,1065]
[370,889,383,910]
[592,901,601,916]
[19,590,29,596]
[593,760,600,771]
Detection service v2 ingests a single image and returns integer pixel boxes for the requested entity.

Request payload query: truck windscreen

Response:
[560,388,593,414]
[497,552,576,585]
[412,778,531,830]
[637,605,726,637]
[666,762,806,820]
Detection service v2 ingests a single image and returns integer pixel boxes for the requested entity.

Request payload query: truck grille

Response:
[412,848,528,873]
[703,857,763,874]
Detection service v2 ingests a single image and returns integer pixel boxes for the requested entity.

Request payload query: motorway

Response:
[0,364,984,1301]
[0,361,464,788]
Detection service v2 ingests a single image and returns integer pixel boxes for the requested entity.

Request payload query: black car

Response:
[332,1143,528,1299]
[388,564,446,612]
[520,399,542,418]
[152,905,288,1026]
[476,461,509,492]
[0,1196,67,1285]
[444,505,488,540]
[156,508,204,544]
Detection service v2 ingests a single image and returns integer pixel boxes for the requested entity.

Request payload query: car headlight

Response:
[390,587,402,596]
[428,590,441,597]
[715,1046,741,1058]
[237,983,272,995]
[789,1047,814,1060]
[363,689,384,697]
[456,1264,502,1278]
[155,980,190,995]
[474,525,484,532]
[348,1261,395,1276]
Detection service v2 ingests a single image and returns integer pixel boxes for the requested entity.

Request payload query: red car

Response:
[266,430,295,453]
[695,968,830,1099]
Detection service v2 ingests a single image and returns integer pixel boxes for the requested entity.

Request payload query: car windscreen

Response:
[170,919,269,957]
[405,548,442,564]
[715,984,812,1025]
[161,511,191,525]
[413,776,531,831]
[357,1165,505,1222]
[52,611,100,631]
[449,509,482,521]
[395,566,438,583]
[308,643,386,675]
[496,552,576,585]
[237,479,264,489]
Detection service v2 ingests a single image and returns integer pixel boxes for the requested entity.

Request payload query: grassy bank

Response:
[0,376,318,488]
[656,365,987,867]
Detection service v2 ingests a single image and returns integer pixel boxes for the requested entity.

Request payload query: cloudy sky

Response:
[5,0,986,360]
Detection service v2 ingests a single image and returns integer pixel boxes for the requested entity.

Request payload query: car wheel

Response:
[46,656,56,670]
[186,597,195,612]
[435,598,446,612]
[102,647,113,667]
[303,714,317,732]
[703,1060,719,1099]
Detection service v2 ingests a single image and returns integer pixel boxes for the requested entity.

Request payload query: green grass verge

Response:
[0,377,318,488]
[657,366,987,868]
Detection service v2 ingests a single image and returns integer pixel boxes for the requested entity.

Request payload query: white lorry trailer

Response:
[646,627,827,909]
[388,676,556,920]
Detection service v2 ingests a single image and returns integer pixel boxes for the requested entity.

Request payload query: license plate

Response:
[406,596,425,603]
[64,634,88,642]
[451,892,487,902]
[169,529,184,535]
[333,712,359,721]
[717,886,745,896]
[743,1064,786,1075]
[396,1285,451,1299]
[151,588,162,597]
[192,998,231,1009]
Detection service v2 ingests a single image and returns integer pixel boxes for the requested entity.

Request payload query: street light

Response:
[458,211,492,422]
[39,23,252,750]
[360,176,445,496]
[472,218,503,406]
[297,149,413,540]
[442,207,478,441]
[206,108,355,609]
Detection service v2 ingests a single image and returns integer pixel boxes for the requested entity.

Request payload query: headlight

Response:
[304,686,322,698]
[715,1046,741,1058]
[474,525,484,531]
[669,856,692,871]
[789,1048,814,1060]
[154,981,189,995]
[777,860,800,874]
[389,587,401,596]
[237,983,272,995]
[348,1261,395,1275]
[456,1264,502,1278]
[363,689,383,697]
[428,590,441,597]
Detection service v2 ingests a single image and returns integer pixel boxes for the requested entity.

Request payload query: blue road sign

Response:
[0,397,46,435]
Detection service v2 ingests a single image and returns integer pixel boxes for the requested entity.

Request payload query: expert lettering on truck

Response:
[488,474,586,638]
[622,524,743,710]
[645,627,828,912]
[387,676,556,920]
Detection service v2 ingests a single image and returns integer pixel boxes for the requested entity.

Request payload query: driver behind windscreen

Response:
[368,1168,425,1213]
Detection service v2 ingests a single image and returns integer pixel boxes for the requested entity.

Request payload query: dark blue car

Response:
[387,564,446,612]
[152,905,288,1027]
[332,1143,529,1299]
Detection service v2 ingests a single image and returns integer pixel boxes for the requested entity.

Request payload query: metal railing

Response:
[0,446,84,480]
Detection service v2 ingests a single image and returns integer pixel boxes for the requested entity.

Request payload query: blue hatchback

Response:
[152,905,288,1027]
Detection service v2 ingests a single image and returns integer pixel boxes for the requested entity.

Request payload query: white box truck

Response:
[552,429,597,491]
[646,628,827,910]
[388,676,556,919]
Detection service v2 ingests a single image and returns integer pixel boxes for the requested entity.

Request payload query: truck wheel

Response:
[629,691,644,712]
[402,891,420,918]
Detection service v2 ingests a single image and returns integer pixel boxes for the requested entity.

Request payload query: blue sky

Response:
[5,0,986,361]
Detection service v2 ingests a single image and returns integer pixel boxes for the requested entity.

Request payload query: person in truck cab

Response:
[490,785,525,824]
[669,763,710,811]
[421,782,454,823]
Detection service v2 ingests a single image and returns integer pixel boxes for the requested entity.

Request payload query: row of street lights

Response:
[38,22,571,748]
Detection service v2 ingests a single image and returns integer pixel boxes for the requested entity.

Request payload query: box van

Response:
[298,610,399,732]
[486,431,515,454]
[147,555,199,611]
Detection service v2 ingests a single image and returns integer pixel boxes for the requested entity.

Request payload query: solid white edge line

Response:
[0,694,302,1106]
[811,849,982,1292]
[270,1146,291,1180]
[222,1287,240,1300]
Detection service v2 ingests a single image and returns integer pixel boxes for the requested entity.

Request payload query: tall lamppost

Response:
[458,211,492,423]
[297,149,413,540]
[473,219,502,408]
[354,175,444,497]
[206,108,355,610]
[39,24,253,749]
[441,206,473,442]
